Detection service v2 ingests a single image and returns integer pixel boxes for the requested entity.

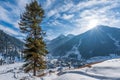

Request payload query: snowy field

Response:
[56,58,120,80]
[0,58,120,80]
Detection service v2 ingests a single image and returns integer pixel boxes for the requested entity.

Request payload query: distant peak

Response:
[96,25,111,28]
[67,34,74,38]
[90,25,112,30]
[67,34,74,36]
[58,34,65,38]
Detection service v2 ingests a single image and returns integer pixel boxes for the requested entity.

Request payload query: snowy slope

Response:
[0,62,58,80]
[49,25,120,59]
[0,63,25,80]
[0,58,120,80]
[55,58,120,80]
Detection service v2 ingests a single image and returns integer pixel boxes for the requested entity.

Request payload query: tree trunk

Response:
[33,59,36,76]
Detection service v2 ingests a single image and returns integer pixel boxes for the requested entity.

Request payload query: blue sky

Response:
[0,0,120,40]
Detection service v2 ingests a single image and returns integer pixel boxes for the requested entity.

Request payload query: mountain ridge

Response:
[0,30,24,62]
[47,25,120,59]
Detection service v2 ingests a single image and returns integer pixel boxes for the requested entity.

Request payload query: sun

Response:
[87,19,99,30]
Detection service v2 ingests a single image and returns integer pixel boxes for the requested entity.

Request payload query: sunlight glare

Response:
[87,19,99,30]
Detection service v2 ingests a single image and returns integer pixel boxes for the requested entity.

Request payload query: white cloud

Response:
[46,1,74,18]
[46,29,57,40]
[0,0,31,37]
[16,0,30,10]
[0,25,19,36]
[43,0,120,38]
[59,2,73,12]
[69,0,114,13]
[0,2,19,29]
[43,0,55,9]
[62,14,74,20]
[1,0,120,40]
[62,0,120,35]
[47,10,57,17]
[0,6,12,24]
[0,0,30,29]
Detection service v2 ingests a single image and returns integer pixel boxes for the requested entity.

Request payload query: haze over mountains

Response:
[47,25,120,59]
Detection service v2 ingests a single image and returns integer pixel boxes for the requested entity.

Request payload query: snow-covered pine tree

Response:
[19,0,48,76]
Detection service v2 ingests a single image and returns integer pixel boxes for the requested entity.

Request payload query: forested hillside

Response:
[0,30,24,64]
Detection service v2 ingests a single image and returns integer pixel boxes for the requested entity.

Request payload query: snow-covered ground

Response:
[0,62,25,80]
[0,62,58,80]
[56,58,120,80]
[0,58,120,80]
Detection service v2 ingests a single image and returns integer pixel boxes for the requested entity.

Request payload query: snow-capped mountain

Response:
[0,30,24,62]
[47,34,74,55]
[48,25,120,59]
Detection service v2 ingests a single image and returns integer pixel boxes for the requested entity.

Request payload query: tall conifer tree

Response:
[19,0,48,76]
